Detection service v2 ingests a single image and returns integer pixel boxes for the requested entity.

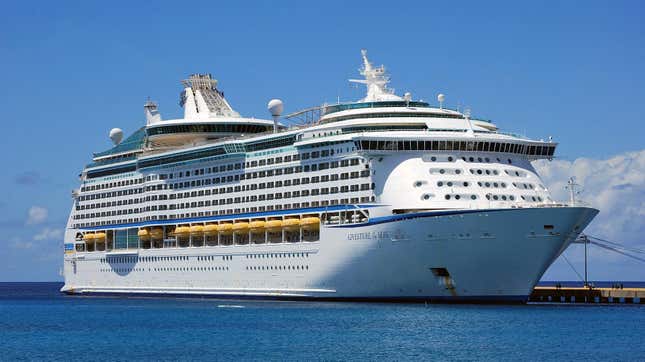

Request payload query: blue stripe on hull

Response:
[329,208,509,228]
[79,204,384,231]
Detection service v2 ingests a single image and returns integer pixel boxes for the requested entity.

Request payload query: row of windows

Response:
[81,158,364,199]
[147,124,271,136]
[428,155,514,165]
[72,197,375,227]
[100,266,230,273]
[358,139,556,157]
[246,265,309,271]
[77,169,373,211]
[76,192,373,220]
[81,178,143,192]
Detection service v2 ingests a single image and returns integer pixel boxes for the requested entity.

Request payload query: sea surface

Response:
[1,282,643,361]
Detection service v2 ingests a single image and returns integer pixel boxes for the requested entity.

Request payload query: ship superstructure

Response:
[61,51,597,302]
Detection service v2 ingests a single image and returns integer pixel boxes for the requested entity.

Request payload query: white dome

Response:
[109,128,124,145]
[267,99,284,117]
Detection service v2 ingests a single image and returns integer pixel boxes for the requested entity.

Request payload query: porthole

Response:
[501,182,507,188]
[507,159,512,164]
[414,181,423,187]
[477,182,482,186]
[486,194,491,200]
[485,182,491,187]
[445,195,451,200]
[501,195,507,200]
[471,195,477,200]
[493,182,499,188]
[439,169,445,174]
[437,181,443,187]
[485,157,490,162]
[477,170,483,175]
[493,170,499,175]
[509,196,515,201]
[463,182,469,187]
[485,170,491,175]
[478,157,483,162]
[455,169,461,174]
[447,182,453,187]
[493,195,499,200]
[431,156,437,161]
[455,195,461,200]
[469,157,474,162]
[448,156,453,162]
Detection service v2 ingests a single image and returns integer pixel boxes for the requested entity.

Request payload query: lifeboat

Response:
[249,220,266,233]
[204,224,218,236]
[232,222,249,233]
[138,228,151,241]
[217,222,233,235]
[94,232,106,242]
[300,217,320,230]
[265,220,282,232]
[174,226,191,237]
[190,225,204,237]
[282,218,301,231]
[150,227,164,240]
[83,233,95,242]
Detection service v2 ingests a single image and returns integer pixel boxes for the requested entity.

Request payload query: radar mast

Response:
[349,50,403,102]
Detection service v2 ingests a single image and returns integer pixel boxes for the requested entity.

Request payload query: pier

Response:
[530,286,644,304]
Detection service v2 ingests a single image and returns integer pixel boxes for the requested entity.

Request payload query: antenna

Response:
[404,92,412,107]
[267,99,284,133]
[565,177,581,205]
[109,128,123,145]
[437,93,445,109]
[464,107,475,136]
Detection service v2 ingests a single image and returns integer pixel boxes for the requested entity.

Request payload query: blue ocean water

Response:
[1,283,643,361]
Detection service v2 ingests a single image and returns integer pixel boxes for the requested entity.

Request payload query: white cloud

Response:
[10,237,33,250]
[33,228,63,241]
[534,150,645,280]
[26,206,48,225]
[534,150,645,240]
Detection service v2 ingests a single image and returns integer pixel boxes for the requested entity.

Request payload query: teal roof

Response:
[93,127,147,158]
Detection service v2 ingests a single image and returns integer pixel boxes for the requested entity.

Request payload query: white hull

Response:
[62,206,597,302]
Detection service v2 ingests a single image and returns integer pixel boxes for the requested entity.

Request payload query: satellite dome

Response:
[437,94,445,103]
[109,128,124,145]
[267,99,284,117]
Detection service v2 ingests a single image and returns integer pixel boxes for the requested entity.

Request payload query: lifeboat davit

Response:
[204,224,218,236]
[150,227,164,240]
[174,226,190,237]
[217,222,233,235]
[282,218,301,231]
[249,220,266,233]
[138,228,151,241]
[232,222,249,233]
[300,217,320,230]
[265,220,282,232]
[190,225,204,237]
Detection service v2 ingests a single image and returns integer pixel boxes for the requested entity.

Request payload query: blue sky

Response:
[1,1,643,281]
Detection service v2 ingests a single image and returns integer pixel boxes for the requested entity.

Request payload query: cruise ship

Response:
[61,50,598,302]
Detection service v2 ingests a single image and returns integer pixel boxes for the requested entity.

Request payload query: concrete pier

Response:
[530,286,644,304]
